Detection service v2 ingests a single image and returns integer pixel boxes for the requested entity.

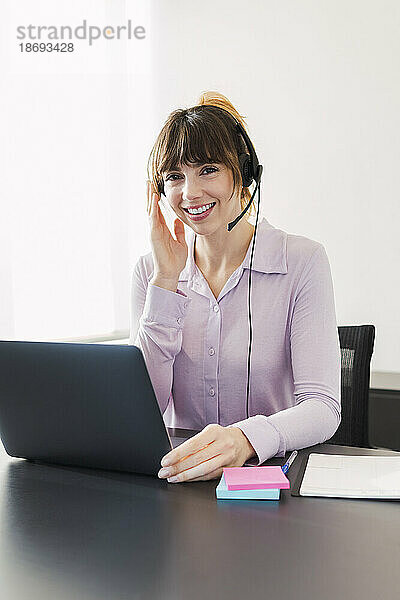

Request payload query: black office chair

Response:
[326,325,375,448]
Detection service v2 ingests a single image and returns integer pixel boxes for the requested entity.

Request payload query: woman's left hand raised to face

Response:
[157,424,256,483]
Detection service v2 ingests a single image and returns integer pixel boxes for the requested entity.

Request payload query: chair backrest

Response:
[327,325,375,448]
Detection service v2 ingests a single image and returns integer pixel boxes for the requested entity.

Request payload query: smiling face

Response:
[147,104,256,227]
[162,161,242,233]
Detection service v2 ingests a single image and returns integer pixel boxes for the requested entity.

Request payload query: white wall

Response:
[1,0,152,340]
[144,0,400,373]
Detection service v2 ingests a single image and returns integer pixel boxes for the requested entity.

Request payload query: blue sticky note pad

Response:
[216,474,280,500]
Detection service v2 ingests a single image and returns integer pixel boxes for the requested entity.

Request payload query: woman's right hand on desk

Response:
[147,180,188,292]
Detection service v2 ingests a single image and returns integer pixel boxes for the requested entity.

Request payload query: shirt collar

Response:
[178,217,288,282]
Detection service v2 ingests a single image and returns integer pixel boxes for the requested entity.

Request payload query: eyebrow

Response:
[165,161,217,173]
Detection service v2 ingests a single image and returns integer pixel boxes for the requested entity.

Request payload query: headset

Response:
[156,105,264,420]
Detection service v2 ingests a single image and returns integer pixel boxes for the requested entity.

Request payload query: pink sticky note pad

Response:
[223,466,290,491]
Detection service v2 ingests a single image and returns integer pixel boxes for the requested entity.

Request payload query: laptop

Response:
[0,340,199,476]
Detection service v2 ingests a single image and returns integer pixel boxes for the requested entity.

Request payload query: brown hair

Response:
[147,91,256,218]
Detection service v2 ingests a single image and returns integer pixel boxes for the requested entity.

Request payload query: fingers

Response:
[146,180,154,216]
[161,424,221,467]
[161,440,223,478]
[173,218,186,244]
[150,193,158,220]
[147,181,186,246]
[189,466,224,482]
[159,424,246,483]
[147,181,159,219]
[167,454,226,483]
[147,182,170,232]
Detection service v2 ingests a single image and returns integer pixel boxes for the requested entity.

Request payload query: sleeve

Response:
[129,257,192,415]
[231,244,342,466]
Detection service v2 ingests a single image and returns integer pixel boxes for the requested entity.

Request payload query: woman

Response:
[130,91,341,483]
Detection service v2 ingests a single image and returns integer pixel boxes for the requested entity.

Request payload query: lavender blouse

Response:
[129,217,341,465]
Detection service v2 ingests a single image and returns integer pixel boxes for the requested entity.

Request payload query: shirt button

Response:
[208,347,215,356]
[209,387,215,396]
[177,317,183,325]
[213,305,220,312]
[184,302,188,309]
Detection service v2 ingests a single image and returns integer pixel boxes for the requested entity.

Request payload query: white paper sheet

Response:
[300,453,400,499]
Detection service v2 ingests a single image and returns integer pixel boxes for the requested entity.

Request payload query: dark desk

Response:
[0,437,399,600]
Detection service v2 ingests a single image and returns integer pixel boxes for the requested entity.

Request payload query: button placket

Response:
[204,299,221,424]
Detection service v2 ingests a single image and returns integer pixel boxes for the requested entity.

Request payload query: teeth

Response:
[186,203,214,215]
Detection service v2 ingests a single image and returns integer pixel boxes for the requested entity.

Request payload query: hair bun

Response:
[196,91,248,133]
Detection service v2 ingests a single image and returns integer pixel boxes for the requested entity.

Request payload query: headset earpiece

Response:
[238,152,254,188]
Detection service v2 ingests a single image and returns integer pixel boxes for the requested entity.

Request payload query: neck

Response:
[194,217,255,275]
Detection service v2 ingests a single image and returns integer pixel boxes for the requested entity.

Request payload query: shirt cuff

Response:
[230,415,281,466]
[142,283,191,329]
